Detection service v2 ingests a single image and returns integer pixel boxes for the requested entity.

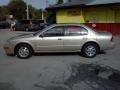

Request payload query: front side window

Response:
[20,20,30,24]
[43,26,64,37]
[65,26,88,36]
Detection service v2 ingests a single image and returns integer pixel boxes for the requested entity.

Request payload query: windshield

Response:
[33,25,53,36]
[33,29,44,36]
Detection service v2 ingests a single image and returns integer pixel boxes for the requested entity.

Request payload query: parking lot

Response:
[0,29,120,90]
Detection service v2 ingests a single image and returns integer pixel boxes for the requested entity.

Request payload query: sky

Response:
[0,0,59,9]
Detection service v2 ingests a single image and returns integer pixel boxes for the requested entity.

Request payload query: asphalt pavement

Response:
[0,29,120,90]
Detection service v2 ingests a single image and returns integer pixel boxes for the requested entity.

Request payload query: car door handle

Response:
[83,38,87,40]
[58,38,62,40]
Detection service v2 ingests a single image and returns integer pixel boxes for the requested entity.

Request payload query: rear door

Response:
[63,25,88,51]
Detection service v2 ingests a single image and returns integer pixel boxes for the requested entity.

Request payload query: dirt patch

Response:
[34,63,120,90]
[64,63,120,90]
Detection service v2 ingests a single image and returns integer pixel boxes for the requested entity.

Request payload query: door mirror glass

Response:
[39,34,44,37]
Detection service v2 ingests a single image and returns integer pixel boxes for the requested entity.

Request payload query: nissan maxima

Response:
[4,24,115,59]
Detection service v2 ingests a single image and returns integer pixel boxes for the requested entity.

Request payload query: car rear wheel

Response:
[82,43,99,58]
[15,44,33,59]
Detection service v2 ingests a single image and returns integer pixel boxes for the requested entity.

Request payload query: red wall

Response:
[85,23,120,35]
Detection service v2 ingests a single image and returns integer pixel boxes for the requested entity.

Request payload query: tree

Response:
[28,5,42,19]
[0,6,9,20]
[8,0,26,20]
[57,0,63,4]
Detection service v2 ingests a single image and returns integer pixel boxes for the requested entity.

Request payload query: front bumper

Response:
[4,43,14,55]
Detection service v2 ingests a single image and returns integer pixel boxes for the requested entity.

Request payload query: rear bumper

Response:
[104,42,115,50]
[100,41,115,51]
[108,42,115,49]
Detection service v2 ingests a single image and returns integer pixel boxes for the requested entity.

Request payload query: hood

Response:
[7,33,34,42]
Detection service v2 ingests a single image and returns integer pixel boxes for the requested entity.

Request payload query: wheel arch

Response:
[14,42,34,53]
[82,41,100,52]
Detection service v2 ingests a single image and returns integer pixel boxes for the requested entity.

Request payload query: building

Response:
[46,0,120,35]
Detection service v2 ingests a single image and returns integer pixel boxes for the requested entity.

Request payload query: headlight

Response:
[6,39,11,43]
[6,37,15,43]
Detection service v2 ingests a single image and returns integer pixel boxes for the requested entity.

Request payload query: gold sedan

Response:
[4,24,115,59]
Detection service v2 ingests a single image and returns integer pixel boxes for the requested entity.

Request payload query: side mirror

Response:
[39,34,44,38]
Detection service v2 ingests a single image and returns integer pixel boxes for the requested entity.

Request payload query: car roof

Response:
[51,23,84,27]
[53,23,82,25]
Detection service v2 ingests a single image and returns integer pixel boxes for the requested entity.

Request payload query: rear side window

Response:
[65,26,88,36]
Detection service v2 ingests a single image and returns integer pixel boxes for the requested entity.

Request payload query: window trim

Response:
[42,26,65,37]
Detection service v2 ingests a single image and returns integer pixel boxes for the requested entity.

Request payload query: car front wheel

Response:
[82,43,99,58]
[15,44,33,59]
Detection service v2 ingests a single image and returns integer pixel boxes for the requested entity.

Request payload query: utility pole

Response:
[42,0,48,22]
[42,9,44,20]
[26,0,29,20]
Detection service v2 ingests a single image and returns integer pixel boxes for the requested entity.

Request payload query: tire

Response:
[15,44,33,59]
[82,43,99,58]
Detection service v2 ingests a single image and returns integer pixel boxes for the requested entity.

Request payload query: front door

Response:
[36,26,64,52]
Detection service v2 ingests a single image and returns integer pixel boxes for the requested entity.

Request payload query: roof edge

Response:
[46,2,120,10]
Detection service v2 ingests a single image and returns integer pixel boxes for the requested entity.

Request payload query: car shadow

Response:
[33,52,79,56]
[99,51,106,54]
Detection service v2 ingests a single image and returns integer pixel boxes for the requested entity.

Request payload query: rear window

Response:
[31,20,39,24]
[38,20,44,23]
[20,20,45,24]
